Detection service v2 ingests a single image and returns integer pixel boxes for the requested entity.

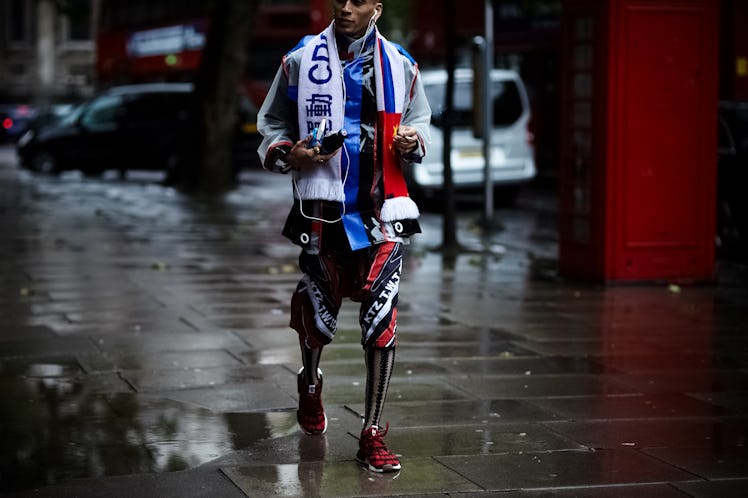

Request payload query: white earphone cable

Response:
[293,142,350,224]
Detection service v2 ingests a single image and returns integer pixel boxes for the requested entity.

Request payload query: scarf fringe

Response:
[293,178,345,202]
[380,196,420,222]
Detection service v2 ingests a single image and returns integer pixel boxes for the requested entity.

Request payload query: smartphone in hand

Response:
[319,129,347,154]
[307,118,347,154]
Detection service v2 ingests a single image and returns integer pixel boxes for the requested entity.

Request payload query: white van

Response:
[410,68,536,200]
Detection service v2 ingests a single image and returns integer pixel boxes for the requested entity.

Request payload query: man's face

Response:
[332,0,382,39]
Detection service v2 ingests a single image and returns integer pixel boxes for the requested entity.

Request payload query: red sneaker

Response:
[297,367,327,435]
[356,424,401,473]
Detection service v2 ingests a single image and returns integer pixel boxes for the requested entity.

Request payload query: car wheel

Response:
[81,166,105,177]
[31,151,61,175]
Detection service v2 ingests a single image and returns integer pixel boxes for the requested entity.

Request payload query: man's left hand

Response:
[393,126,419,155]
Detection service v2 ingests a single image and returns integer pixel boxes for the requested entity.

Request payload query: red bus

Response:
[96,0,329,106]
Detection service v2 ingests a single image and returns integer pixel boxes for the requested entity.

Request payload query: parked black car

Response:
[717,100,748,258]
[16,83,260,178]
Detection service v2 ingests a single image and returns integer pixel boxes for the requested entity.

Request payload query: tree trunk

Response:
[178,0,259,194]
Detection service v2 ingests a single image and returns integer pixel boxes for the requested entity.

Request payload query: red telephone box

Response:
[559,0,720,282]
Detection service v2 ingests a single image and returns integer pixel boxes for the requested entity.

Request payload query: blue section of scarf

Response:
[340,55,370,250]
[378,39,396,114]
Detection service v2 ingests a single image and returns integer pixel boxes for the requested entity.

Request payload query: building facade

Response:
[0,0,100,103]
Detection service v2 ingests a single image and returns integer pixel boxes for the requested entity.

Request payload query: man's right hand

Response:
[286,136,338,170]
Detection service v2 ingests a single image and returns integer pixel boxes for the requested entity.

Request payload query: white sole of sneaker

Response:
[356,457,401,473]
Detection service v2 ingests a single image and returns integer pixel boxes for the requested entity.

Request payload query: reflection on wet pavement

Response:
[1,359,299,488]
[2,146,748,496]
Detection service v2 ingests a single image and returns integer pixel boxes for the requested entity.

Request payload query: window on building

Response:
[7,0,30,43]
[65,0,92,41]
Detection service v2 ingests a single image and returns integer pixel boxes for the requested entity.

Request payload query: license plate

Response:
[457,148,482,158]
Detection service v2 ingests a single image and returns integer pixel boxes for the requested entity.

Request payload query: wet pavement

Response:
[1,143,747,497]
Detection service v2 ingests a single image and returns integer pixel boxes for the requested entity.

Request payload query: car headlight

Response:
[17,129,34,147]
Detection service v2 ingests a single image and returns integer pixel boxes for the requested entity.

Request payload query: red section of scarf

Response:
[378,111,409,200]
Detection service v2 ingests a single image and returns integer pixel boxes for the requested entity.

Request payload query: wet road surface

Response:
[1,145,747,497]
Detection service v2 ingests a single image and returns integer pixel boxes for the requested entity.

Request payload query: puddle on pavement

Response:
[223,462,406,497]
[1,359,297,492]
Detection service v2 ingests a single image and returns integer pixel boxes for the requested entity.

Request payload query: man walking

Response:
[257,0,430,473]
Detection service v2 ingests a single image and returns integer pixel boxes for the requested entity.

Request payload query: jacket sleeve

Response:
[256,64,299,172]
[400,62,432,163]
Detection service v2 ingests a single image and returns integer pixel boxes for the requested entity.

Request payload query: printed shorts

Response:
[290,241,402,349]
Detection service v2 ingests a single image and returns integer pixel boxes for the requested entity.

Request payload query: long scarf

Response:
[295,22,419,223]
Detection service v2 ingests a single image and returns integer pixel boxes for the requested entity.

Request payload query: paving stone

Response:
[397,341,540,360]
[4,467,247,498]
[587,353,748,373]
[157,382,297,412]
[544,418,748,450]
[517,339,666,357]
[221,457,482,497]
[0,324,56,340]
[0,336,98,358]
[440,355,607,376]
[31,316,201,335]
[91,331,252,353]
[120,364,290,391]
[607,371,748,394]
[213,314,291,330]
[447,374,637,399]
[372,423,585,457]
[231,327,297,350]
[346,399,559,427]
[240,346,299,366]
[673,478,748,498]
[212,413,371,466]
[0,355,83,378]
[101,349,245,373]
[528,393,738,420]
[471,484,692,497]
[642,445,748,480]
[397,326,525,343]
[689,391,748,413]
[321,359,451,377]
[435,449,696,491]
[325,377,474,405]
